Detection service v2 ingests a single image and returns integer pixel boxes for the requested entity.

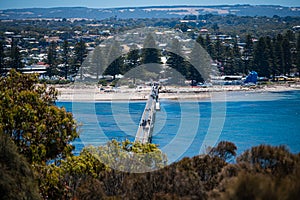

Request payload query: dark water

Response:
[57,90,300,163]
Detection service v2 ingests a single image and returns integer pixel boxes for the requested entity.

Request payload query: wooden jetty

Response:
[134,85,160,144]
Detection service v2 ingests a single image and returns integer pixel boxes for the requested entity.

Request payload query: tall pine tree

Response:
[205,34,215,59]
[47,41,58,77]
[141,34,161,74]
[282,37,292,75]
[91,46,105,80]
[188,40,211,84]
[103,40,124,79]
[242,34,254,74]
[10,39,23,70]
[124,44,140,74]
[265,36,276,78]
[123,45,142,84]
[253,37,270,77]
[232,37,242,74]
[74,39,87,80]
[62,40,69,79]
[166,38,187,84]
[274,34,284,75]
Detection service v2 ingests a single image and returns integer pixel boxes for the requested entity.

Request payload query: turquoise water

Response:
[57,90,300,163]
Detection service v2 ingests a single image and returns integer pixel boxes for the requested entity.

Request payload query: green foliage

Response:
[74,39,88,80]
[0,130,41,200]
[188,40,209,82]
[5,138,295,200]
[47,41,58,77]
[282,37,292,75]
[221,165,300,200]
[102,40,124,79]
[0,70,79,164]
[36,139,167,199]
[209,141,237,162]
[237,144,298,176]
[10,39,23,70]
[141,34,162,74]
[124,46,140,74]
[166,38,188,84]
[36,148,106,199]
[253,37,270,77]
[91,45,106,80]
[87,139,167,173]
[62,40,70,79]
[98,79,108,86]
[218,144,300,200]
[40,78,72,84]
[109,79,119,87]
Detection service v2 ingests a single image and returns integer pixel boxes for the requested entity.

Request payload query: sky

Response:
[0,0,299,10]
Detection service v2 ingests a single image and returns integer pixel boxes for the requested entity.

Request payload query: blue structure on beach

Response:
[244,71,258,84]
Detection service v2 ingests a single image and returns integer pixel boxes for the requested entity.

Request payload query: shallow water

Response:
[57,90,300,163]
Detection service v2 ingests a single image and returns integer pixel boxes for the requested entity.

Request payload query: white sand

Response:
[54,83,300,102]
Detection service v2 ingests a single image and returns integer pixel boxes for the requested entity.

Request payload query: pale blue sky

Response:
[0,0,299,9]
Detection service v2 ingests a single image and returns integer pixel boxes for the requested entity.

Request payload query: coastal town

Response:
[1,13,300,88]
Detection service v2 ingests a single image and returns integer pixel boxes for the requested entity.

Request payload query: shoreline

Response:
[55,83,300,102]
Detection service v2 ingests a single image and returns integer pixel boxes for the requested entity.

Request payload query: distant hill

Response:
[0,5,299,20]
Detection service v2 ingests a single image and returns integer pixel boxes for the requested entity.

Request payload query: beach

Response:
[55,82,300,102]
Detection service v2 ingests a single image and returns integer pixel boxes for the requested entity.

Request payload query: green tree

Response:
[123,45,141,84]
[196,35,205,47]
[242,34,254,74]
[285,30,295,42]
[0,131,41,200]
[222,144,300,200]
[74,39,87,80]
[205,34,215,59]
[209,141,237,162]
[274,34,284,75]
[222,172,277,200]
[166,38,187,84]
[232,37,243,74]
[10,39,23,70]
[237,145,298,176]
[36,148,106,199]
[62,40,70,79]
[36,139,167,199]
[282,37,292,75]
[222,45,235,75]
[90,45,105,80]
[90,139,167,173]
[124,45,140,73]
[0,70,79,164]
[103,40,124,79]
[214,36,223,62]
[141,33,162,74]
[266,37,277,78]
[47,41,58,77]
[253,37,271,77]
[188,40,211,83]
[212,23,220,34]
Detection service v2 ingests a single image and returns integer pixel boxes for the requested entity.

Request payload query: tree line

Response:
[197,31,300,78]
[0,38,88,81]
[85,33,211,84]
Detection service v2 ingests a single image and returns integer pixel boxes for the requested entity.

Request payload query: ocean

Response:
[57,90,300,163]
